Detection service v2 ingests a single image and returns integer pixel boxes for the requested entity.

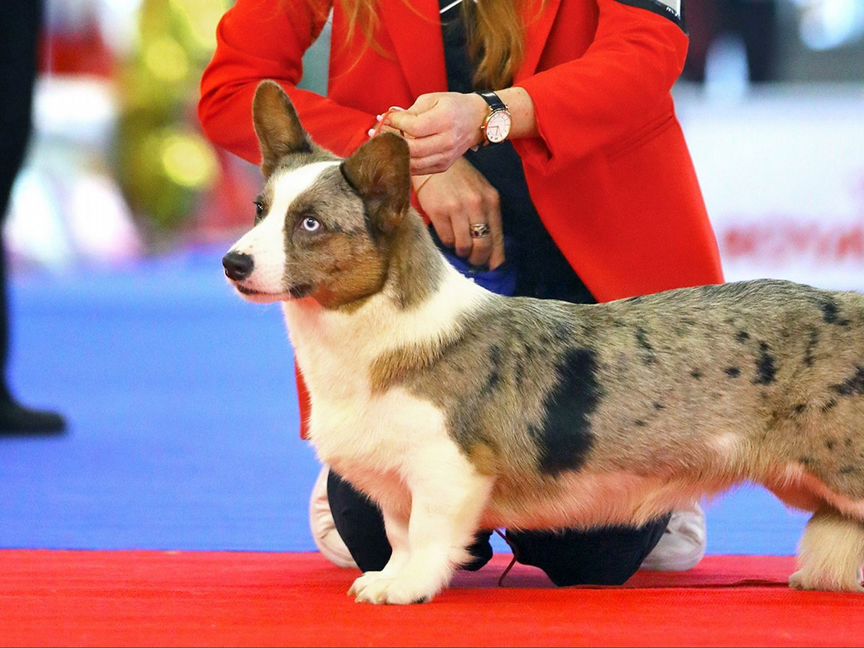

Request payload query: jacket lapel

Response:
[379,0,448,98]
[516,0,562,82]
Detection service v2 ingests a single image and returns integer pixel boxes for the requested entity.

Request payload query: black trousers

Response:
[328,471,670,586]
[327,228,671,586]
[0,0,43,400]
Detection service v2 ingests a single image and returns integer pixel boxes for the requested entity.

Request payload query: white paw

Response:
[788,570,812,591]
[347,571,386,598]
[349,573,436,605]
[789,569,864,593]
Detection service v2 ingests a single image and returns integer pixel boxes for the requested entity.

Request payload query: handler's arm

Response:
[512,0,689,173]
[199,0,374,163]
[387,0,689,175]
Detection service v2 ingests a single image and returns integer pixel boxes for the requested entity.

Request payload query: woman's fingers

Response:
[428,210,456,248]
[410,152,454,175]
[414,158,505,270]
[448,202,475,259]
[385,103,438,138]
[486,192,506,271]
[467,227,493,268]
[386,92,486,171]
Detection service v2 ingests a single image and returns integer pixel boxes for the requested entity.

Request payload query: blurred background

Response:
[1,0,863,558]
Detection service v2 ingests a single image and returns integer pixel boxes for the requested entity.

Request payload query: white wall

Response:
[676,84,864,290]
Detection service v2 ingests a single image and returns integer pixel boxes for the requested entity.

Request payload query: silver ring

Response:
[469,223,491,239]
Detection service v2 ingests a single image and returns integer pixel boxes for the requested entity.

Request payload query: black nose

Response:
[222,251,254,281]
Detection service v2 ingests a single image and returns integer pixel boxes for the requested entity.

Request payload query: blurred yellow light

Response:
[144,37,189,83]
[169,0,232,53]
[160,134,218,189]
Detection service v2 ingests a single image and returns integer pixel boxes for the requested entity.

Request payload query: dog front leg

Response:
[351,455,494,605]
[348,507,411,594]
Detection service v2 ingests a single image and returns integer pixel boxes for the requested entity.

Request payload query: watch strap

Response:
[476,91,507,112]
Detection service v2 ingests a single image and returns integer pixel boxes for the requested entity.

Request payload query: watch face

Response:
[485,110,511,144]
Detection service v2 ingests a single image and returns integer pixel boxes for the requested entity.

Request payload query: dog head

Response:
[222,81,411,309]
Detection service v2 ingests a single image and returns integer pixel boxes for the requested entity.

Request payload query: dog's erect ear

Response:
[340,133,411,234]
[252,80,313,177]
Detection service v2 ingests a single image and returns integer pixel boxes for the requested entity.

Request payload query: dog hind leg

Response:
[790,506,864,593]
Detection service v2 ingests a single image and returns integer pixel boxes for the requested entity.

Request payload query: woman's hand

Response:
[384,88,537,175]
[384,92,488,174]
[412,158,505,270]
[369,109,505,268]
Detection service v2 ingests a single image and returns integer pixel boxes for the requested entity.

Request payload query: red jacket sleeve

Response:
[513,0,689,174]
[198,0,374,163]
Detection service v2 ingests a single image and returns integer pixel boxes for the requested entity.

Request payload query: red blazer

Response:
[199,0,724,435]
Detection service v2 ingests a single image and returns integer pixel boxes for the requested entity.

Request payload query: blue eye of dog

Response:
[253,200,265,222]
[301,216,321,233]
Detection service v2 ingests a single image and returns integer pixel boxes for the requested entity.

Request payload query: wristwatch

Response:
[475,91,511,147]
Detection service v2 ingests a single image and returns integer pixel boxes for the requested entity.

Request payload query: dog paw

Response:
[347,571,386,598]
[789,569,864,593]
[788,570,812,591]
[349,574,435,605]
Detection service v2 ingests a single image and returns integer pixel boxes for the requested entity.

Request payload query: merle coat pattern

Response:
[221,81,864,604]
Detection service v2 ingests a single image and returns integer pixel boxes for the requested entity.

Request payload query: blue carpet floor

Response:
[0,244,810,555]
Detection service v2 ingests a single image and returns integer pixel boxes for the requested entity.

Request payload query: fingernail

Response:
[376,114,384,122]
[367,128,376,137]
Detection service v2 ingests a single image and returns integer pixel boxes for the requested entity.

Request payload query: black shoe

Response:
[0,400,66,436]
[462,530,493,571]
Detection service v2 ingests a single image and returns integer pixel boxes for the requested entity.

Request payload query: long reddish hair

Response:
[308,0,544,89]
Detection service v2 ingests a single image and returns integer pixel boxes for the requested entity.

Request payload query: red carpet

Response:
[0,551,859,647]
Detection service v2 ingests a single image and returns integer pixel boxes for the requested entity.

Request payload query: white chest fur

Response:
[282,265,488,489]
